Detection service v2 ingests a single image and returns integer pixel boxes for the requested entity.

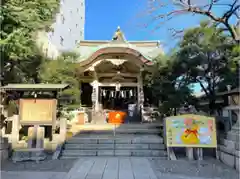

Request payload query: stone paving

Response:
[1,157,239,179]
[150,158,239,179]
[1,171,67,179]
[1,159,76,172]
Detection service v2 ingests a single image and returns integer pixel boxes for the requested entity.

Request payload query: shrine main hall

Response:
[75,27,163,113]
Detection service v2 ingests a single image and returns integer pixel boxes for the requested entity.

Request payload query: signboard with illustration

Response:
[165,114,217,148]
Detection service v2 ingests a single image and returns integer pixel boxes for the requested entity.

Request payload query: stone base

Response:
[0,150,9,161]
[52,144,63,160]
[12,149,47,163]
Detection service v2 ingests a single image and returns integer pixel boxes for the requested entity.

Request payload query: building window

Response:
[76,24,78,27]
[60,36,64,46]
[77,8,79,12]
[80,31,82,36]
[69,28,72,32]
[81,16,83,20]
[81,2,83,6]
[61,14,65,24]
[70,10,72,14]
[75,40,78,44]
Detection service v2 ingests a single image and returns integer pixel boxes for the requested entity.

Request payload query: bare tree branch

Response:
[145,0,240,43]
[208,0,214,12]
[169,28,184,38]
[223,0,239,20]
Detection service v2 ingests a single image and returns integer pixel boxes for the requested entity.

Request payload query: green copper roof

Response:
[1,84,69,91]
[74,27,164,62]
[74,42,164,62]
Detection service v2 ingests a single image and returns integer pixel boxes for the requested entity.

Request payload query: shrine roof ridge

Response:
[78,40,161,46]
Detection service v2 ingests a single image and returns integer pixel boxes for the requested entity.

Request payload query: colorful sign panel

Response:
[165,114,217,148]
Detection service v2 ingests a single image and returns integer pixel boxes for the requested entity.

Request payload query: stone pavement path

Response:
[150,158,239,179]
[66,157,157,179]
[1,157,239,179]
[1,171,67,179]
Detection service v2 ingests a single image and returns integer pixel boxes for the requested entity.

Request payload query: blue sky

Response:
[84,0,204,52]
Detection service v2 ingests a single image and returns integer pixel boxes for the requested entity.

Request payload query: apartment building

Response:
[48,0,85,51]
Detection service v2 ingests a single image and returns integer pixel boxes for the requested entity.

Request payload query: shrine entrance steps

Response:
[60,123,166,159]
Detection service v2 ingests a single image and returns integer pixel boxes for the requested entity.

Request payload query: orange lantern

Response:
[108,111,126,124]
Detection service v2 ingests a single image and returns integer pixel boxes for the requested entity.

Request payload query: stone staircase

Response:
[60,123,166,159]
[219,120,240,171]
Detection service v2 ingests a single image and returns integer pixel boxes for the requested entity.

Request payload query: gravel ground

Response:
[1,159,76,172]
[150,158,239,179]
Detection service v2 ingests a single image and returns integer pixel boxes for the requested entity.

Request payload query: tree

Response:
[145,54,195,116]
[175,21,238,114]
[0,0,60,84]
[146,0,240,43]
[39,52,81,104]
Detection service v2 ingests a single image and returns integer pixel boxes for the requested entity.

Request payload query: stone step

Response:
[60,149,167,158]
[71,123,163,130]
[115,128,160,134]
[70,129,161,135]
[61,150,97,156]
[64,144,115,150]
[65,137,164,144]
[60,156,167,160]
[114,144,165,150]
[64,143,165,150]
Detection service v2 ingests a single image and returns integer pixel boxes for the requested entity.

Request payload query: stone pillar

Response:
[137,73,144,111]
[36,127,45,149]
[11,115,20,146]
[79,82,82,106]
[227,85,232,128]
[91,80,99,112]
[0,137,9,161]
[27,126,37,148]
[95,84,99,112]
[59,118,67,143]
